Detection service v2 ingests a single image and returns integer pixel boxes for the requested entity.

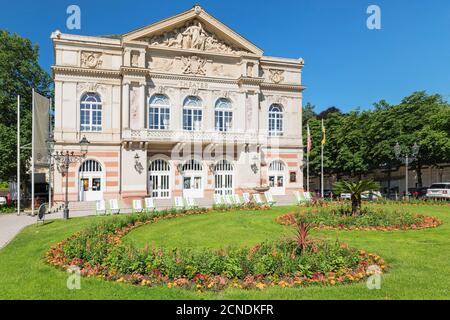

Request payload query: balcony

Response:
[122,128,259,144]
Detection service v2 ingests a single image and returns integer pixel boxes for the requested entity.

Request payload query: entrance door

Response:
[214,160,234,195]
[182,159,204,198]
[78,160,104,201]
[148,159,170,198]
[268,160,286,195]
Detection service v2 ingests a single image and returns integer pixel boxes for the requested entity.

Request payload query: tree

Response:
[0,30,52,183]
[334,179,379,215]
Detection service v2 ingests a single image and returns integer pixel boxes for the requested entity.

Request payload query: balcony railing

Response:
[122,129,259,144]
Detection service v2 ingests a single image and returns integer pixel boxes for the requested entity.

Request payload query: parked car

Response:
[340,193,351,200]
[425,183,450,200]
[409,187,429,199]
[340,190,382,201]
[0,196,7,206]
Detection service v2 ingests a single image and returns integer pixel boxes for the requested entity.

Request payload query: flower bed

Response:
[47,209,385,291]
[276,206,442,231]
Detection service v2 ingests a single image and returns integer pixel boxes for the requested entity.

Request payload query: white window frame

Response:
[215,98,233,132]
[183,96,203,131]
[80,93,102,132]
[268,104,283,136]
[148,94,170,130]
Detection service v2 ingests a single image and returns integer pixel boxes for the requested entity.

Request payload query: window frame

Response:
[80,93,102,132]
[183,96,203,131]
[215,98,233,132]
[148,94,170,130]
[268,104,284,137]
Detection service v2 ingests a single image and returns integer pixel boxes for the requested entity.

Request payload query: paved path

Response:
[0,210,98,250]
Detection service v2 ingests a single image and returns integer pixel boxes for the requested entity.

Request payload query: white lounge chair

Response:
[224,194,234,206]
[144,197,156,213]
[294,191,307,205]
[242,192,251,204]
[184,196,198,209]
[214,194,223,206]
[109,199,120,214]
[253,193,264,206]
[304,191,313,202]
[132,199,144,213]
[96,200,107,215]
[264,191,276,207]
[233,194,242,205]
[174,196,185,210]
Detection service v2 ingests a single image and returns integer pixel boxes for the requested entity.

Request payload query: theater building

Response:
[51,5,305,205]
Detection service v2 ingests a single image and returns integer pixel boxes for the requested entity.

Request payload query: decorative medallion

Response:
[269,69,284,84]
[181,55,207,75]
[81,51,103,69]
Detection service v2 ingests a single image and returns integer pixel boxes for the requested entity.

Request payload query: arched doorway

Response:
[268,160,286,195]
[148,159,171,199]
[78,159,104,201]
[214,159,234,195]
[182,159,204,198]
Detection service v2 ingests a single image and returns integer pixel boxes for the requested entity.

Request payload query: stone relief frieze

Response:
[150,59,174,72]
[181,55,207,75]
[269,69,285,84]
[81,51,103,69]
[77,82,106,94]
[145,19,250,55]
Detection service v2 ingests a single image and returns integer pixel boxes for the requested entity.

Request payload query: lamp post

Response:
[394,142,419,200]
[47,136,90,219]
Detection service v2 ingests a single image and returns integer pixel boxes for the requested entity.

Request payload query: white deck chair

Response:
[264,191,276,207]
[253,193,264,206]
[224,194,234,206]
[242,192,251,204]
[174,196,185,210]
[96,200,107,215]
[233,194,242,206]
[304,191,313,202]
[294,191,306,205]
[214,194,223,206]
[109,199,120,214]
[132,199,143,213]
[184,196,198,209]
[144,197,156,213]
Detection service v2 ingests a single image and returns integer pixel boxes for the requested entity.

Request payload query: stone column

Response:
[122,81,130,129]
[140,84,146,129]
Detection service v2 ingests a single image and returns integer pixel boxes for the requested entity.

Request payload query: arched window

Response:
[80,93,102,132]
[268,160,286,194]
[182,159,203,172]
[183,96,202,131]
[268,104,283,136]
[78,159,104,201]
[148,159,170,198]
[215,98,232,132]
[148,94,170,130]
[79,159,103,172]
[214,159,234,195]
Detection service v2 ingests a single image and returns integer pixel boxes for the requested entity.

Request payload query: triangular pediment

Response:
[123,5,263,56]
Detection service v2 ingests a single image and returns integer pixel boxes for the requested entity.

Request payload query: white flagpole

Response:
[48,98,52,212]
[321,119,324,198]
[17,95,20,216]
[31,89,35,216]
[306,124,310,193]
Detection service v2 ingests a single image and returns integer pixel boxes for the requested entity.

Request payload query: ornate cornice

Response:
[148,71,238,85]
[260,82,305,92]
[52,66,121,79]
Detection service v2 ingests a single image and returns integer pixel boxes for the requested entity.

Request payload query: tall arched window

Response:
[183,96,202,131]
[148,94,170,130]
[148,159,171,198]
[268,160,286,195]
[268,104,283,136]
[215,98,233,132]
[80,93,102,132]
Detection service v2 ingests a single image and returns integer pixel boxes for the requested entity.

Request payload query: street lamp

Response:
[394,142,419,200]
[50,136,90,219]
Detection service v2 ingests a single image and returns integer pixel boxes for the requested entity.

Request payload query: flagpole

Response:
[17,95,20,216]
[31,89,35,216]
[321,119,324,198]
[306,124,310,193]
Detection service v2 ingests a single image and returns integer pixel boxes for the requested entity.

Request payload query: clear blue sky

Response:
[1,0,449,112]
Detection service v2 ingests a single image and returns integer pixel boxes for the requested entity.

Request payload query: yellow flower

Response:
[255,282,266,290]
[330,280,336,285]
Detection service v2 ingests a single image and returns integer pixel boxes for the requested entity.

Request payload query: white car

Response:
[426,183,450,200]
[0,197,7,206]
[340,193,351,200]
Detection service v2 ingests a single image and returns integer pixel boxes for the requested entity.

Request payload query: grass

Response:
[0,203,449,299]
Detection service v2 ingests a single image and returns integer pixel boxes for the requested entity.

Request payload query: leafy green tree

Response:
[0,30,52,183]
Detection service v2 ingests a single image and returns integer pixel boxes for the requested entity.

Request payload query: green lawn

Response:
[0,204,449,299]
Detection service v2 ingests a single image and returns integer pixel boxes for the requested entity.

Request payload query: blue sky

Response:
[1,0,449,112]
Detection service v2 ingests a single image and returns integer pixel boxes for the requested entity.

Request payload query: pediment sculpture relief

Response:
[146,19,250,55]
[181,55,207,75]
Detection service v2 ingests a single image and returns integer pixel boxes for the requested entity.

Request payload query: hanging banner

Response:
[33,91,50,168]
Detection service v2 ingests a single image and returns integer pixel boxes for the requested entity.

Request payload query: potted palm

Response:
[334,179,379,216]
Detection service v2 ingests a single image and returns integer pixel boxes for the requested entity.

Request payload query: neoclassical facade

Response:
[51,5,305,204]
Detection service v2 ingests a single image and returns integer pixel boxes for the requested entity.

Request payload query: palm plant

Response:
[333,179,379,216]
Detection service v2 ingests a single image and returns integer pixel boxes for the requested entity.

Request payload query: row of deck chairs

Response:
[95,190,312,215]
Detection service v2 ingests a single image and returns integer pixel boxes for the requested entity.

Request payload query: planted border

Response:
[46,208,386,291]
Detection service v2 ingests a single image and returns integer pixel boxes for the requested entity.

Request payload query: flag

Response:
[307,124,312,154]
[321,119,326,145]
[33,91,51,168]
